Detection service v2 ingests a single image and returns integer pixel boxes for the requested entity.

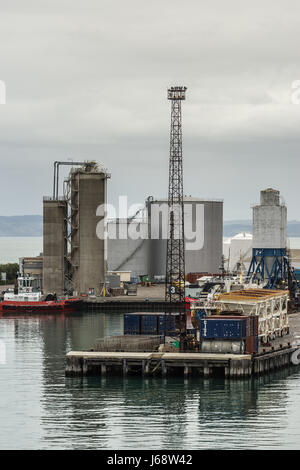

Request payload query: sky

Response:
[0,0,300,220]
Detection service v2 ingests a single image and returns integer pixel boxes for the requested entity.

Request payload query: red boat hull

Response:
[0,298,83,313]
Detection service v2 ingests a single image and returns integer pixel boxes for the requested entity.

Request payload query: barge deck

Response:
[65,312,300,379]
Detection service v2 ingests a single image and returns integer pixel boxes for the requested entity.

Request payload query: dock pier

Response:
[65,312,300,379]
[65,346,298,378]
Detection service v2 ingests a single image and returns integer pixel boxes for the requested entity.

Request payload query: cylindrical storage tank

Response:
[43,198,67,296]
[147,197,223,277]
[200,340,245,354]
[71,164,109,295]
[107,218,150,278]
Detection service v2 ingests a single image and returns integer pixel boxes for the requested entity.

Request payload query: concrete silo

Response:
[248,188,287,287]
[43,198,67,295]
[69,163,109,295]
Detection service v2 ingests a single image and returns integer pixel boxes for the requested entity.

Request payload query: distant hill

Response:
[0,216,43,236]
[1,215,300,238]
[285,221,300,237]
[223,220,300,237]
[223,220,252,237]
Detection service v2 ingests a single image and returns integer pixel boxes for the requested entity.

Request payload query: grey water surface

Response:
[0,310,300,450]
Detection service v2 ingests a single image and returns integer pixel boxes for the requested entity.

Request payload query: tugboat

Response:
[0,275,82,314]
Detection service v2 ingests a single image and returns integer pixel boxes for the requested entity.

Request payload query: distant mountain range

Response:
[0,216,43,236]
[223,220,253,237]
[223,220,300,237]
[1,215,300,238]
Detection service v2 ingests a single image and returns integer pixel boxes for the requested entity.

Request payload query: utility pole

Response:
[165,86,187,303]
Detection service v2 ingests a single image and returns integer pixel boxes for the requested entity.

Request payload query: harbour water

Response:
[1,236,300,268]
[0,237,43,264]
[0,310,300,450]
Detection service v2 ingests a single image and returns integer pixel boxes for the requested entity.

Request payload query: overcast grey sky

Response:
[0,0,300,220]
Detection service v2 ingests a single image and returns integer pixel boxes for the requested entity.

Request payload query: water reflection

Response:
[60,368,298,449]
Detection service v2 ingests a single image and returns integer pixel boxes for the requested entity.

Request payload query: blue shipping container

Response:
[124,313,177,336]
[124,314,140,335]
[200,318,247,339]
[158,315,176,335]
[141,315,157,334]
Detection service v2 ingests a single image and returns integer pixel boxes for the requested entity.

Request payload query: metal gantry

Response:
[247,248,288,288]
[52,161,87,294]
[165,86,187,303]
[63,170,81,295]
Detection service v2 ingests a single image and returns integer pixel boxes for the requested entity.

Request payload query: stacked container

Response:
[124,314,141,335]
[141,315,158,335]
[246,316,259,354]
[124,313,176,336]
[158,315,177,336]
[198,315,259,355]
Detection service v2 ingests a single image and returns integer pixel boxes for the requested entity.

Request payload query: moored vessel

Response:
[0,275,82,314]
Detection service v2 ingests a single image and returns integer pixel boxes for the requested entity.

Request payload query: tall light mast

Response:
[165,86,187,303]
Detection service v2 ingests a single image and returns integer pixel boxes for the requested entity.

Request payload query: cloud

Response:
[0,0,300,219]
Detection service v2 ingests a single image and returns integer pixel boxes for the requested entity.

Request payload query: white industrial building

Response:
[223,232,253,272]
